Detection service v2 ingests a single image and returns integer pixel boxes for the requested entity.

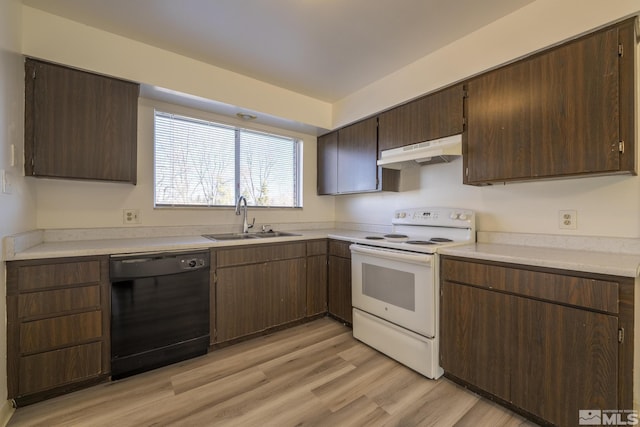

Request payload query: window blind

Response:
[154,111,301,208]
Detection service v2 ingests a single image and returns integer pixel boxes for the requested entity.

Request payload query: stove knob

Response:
[449,212,459,220]
[458,213,468,221]
[400,212,407,218]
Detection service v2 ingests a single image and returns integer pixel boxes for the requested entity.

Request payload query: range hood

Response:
[377,134,462,170]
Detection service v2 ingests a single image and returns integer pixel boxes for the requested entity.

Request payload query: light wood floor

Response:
[9,318,537,427]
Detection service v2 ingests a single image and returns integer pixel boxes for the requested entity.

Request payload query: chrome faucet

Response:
[235,196,255,233]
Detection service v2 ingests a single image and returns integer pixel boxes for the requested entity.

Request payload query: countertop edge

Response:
[439,243,640,278]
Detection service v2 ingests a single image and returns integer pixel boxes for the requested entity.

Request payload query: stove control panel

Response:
[393,207,475,229]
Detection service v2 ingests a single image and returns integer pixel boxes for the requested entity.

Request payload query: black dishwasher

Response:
[110,250,210,380]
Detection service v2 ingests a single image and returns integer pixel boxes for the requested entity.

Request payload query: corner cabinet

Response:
[317,118,399,195]
[464,18,636,185]
[7,256,111,406]
[378,84,464,153]
[24,58,139,183]
[440,256,633,426]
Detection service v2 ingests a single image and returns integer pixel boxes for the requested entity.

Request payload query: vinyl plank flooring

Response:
[454,399,537,427]
[9,317,537,427]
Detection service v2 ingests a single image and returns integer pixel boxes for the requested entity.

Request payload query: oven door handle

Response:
[349,244,432,265]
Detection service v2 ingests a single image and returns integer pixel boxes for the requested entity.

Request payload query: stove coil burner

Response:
[383,233,409,242]
[430,237,453,243]
[365,236,385,240]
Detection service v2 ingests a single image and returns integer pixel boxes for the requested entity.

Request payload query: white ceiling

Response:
[22,0,534,103]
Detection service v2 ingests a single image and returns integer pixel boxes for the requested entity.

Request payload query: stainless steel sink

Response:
[202,231,300,241]
[251,231,300,238]
[202,233,260,241]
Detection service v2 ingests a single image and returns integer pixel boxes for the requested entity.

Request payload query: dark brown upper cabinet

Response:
[25,58,139,184]
[337,117,379,193]
[464,18,636,185]
[317,117,399,195]
[378,84,464,155]
[317,131,338,195]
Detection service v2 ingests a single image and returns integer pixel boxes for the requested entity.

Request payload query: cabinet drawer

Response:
[328,240,352,258]
[17,260,101,292]
[217,242,306,267]
[19,342,102,395]
[441,258,619,313]
[20,311,102,354]
[306,239,328,256]
[18,285,101,319]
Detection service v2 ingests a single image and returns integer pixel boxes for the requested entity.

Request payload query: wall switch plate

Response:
[10,144,15,167]
[123,209,140,224]
[1,170,12,194]
[558,209,577,229]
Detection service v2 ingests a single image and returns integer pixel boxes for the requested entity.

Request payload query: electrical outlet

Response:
[558,210,577,230]
[123,209,140,224]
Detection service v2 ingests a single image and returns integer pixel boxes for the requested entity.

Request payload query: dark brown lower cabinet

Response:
[6,256,110,406]
[215,242,307,343]
[306,240,328,316]
[440,256,632,426]
[327,240,352,323]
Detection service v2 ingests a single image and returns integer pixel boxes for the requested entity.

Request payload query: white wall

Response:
[0,0,36,422]
[20,6,332,131]
[34,99,335,230]
[335,161,640,238]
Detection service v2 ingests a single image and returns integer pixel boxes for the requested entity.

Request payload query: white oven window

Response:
[362,263,415,311]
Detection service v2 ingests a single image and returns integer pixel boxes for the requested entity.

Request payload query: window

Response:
[154,111,302,208]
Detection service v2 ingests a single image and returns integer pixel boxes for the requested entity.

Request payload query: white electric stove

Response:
[350,207,476,378]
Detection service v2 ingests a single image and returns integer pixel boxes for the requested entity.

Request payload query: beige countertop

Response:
[4,229,373,261]
[5,227,640,278]
[439,242,640,278]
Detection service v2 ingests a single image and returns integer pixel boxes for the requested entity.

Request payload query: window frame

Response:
[153,109,303,209]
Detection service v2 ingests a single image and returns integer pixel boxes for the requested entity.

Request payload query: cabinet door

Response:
[512,296,618,426]
[216,263,267,342]
[327,255,352,323]
[465,24,625,184]
[264,258,306,327]
[25,59,139,183]
[440,282,511,401]
[307,255,327,316]
[465,59,532,183]
[529,26,620,177]
[337,117,378,193]
[216,258,306,342]
[317,132,338,195]
[379,85,464,153]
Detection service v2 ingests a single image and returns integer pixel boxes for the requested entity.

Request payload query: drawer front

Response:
[306,239,328,256]
[20,311,102,354]
[17,260,101,292]
[18,285,101,319]
[217,242,306,267]
[441,258,619,313]
[328,240,352,258]
[19,342,102,395]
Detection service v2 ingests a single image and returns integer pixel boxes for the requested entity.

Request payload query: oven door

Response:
[350,244,434,337]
